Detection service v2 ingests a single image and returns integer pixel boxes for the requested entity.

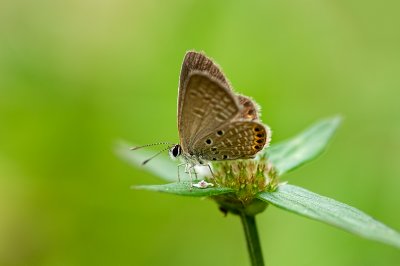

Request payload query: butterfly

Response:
[168,51,271,178]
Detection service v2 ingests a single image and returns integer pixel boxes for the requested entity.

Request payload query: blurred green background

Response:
[1,0,400,265]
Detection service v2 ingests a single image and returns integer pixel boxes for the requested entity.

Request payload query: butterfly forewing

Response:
[180,51,230,90]
[178,52,231,125]
[178,72,241,152]
[178,51,261,122]
[192,121,268,161]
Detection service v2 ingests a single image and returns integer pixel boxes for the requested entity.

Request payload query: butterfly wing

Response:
[178,71,241,153]
[177,51,267,160]
[178,52,231,131]
[237,95,260,121]
[179,51,230,91]
[192,121,269,161]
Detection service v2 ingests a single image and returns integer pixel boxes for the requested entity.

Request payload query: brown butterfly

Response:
[168,51,270,177]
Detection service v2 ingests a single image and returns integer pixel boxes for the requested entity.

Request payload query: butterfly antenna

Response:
[142,146,172,165]
[130,142,174,151]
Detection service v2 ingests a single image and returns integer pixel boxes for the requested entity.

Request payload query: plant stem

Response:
[240,212,265,266]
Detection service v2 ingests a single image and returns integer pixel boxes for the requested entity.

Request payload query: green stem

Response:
[240,212,265,266]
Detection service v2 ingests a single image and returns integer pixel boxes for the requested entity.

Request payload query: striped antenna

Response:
[142,145,173,165]
[130,142,175,150]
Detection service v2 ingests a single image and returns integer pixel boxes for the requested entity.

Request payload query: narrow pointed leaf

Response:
[115,141,178,182]
[257,184,400,249]
[267,116,341,175]
[134,182,234,197]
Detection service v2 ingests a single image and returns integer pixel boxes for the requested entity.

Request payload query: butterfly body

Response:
[169,52,270,173]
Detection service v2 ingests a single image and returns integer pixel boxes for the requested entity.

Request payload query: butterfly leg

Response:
[193,167,198,181]
[187,164,199,189]
[207,164,215,178]
[176,163,186,182]
[183,163,194,189]
[207,164,219,186]
[187,166,193,190]
[183,163,194,178]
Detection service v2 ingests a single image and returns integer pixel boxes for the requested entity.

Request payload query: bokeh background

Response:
[1,1,400,265]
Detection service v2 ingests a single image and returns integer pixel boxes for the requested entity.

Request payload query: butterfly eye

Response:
[217,130,224,136]
[223,155,228,159]
[205,139,212,145]
[170,145,181,158]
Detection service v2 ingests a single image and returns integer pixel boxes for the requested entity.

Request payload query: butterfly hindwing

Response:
[192,121,268,161]
[238,95,260,121]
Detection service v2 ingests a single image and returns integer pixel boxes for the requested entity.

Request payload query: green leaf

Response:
[115,141,178,182]
[267,116,341,175]
[257,184,400,249]
[134,182,234,197]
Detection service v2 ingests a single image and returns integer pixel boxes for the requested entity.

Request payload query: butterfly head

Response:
[169,144,182,159]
